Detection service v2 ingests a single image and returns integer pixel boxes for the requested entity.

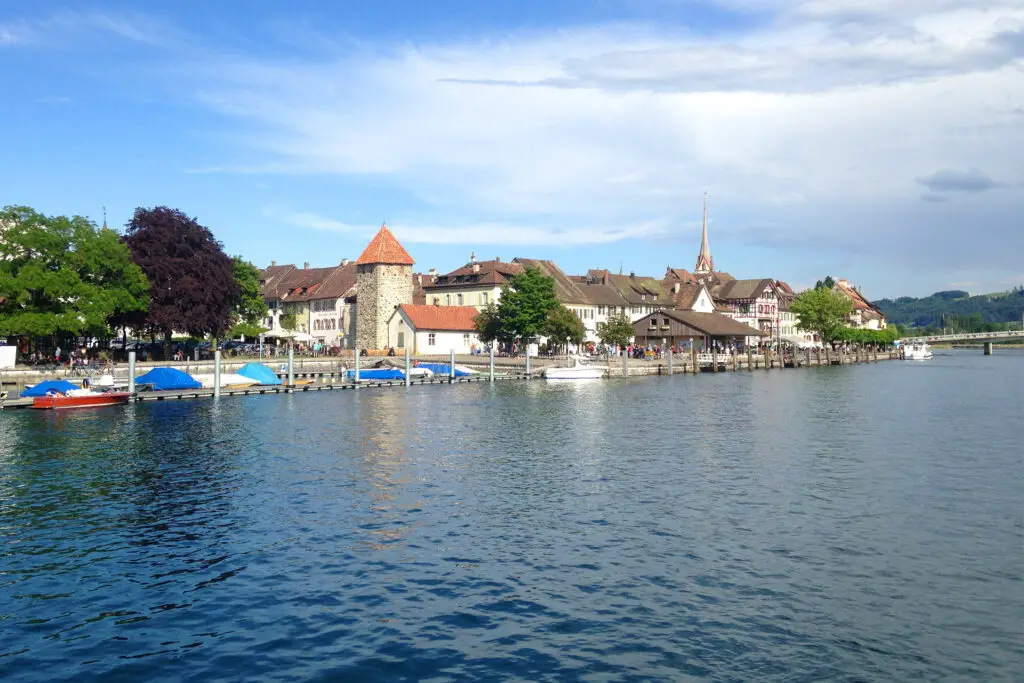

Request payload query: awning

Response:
[783,334,819,348]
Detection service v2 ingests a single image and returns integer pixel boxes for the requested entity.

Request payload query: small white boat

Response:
[904,341,933,360]
[542,355,607,380]
[193,373,261,388]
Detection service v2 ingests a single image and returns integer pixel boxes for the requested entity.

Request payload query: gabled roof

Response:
[260,264,297,299]
[713,278,775,301]
[666,282,704,310]
[301,262,357,301]
[664,267,697,284]
[426,259,523,289]
[635,309,767,337]
[396,304,479,331]
[356,223,415,266]
[833,280,884,315]
[280,266,340,300]
[513,258,590,304]
[603,272,674,306]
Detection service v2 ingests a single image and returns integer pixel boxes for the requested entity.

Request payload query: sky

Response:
[1,0,1022,299]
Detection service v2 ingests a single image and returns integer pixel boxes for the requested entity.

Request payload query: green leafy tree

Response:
[473,302,504,343]
[496,267,559,343]
[814,275,837,290]
[597,312,635,347]
[228,256,268,339]
[279,313,297,332]
[0,205,149,338]
[790,287,853,343]
[545,305,587,352]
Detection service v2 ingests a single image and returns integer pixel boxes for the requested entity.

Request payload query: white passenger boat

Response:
[193,373,261,388]
[903,341,933,361]
[542,355,607,380]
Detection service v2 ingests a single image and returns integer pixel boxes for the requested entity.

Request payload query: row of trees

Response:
[470,267,643,352]
[0,205,267,355]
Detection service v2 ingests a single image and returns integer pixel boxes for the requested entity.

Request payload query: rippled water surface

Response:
[2,350,1022,681]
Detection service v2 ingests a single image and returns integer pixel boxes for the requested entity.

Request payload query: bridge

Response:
[900,329,1024,354]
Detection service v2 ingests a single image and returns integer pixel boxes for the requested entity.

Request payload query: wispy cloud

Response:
[36,95,71,105]
[279,211,669,246]
[0,10,181,49]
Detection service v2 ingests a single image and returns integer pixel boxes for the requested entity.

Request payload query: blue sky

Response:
[2,0,1022,298]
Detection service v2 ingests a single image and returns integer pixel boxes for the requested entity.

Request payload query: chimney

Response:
[341,258,349,267]
[470,251,476,263]
[472,263,480,273]
[630,271,635,280]
[304,262,310,270]
[838,278,849,287]
[673,282,680,294]
[428,268,437,278]
[417,274,423,286]
[271,260,277,267]
[496,256,500,262]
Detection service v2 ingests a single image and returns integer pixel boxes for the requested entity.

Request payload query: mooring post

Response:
[128,351,136,396]
[405,346,411,387]
[712,346,718,373]
[214,349,222,398]
[489,344,495,382]
[690,345,698,374]
[747,348,753,372]
[353,348,360,384]
[622,348,629,377]
[984,341,994,355]
[525,349,531,379]
[449,349,456,382]
[287,347,295,390]
[667,349,673,375]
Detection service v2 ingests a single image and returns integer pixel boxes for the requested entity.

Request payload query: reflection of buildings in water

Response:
[350,390,418,550]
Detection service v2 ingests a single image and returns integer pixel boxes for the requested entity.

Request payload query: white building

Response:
[387,304,481,355]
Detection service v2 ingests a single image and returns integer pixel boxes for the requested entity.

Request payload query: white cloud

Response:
[0,10,181,48]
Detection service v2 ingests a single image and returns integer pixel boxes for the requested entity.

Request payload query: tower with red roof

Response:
[355,223,415,350]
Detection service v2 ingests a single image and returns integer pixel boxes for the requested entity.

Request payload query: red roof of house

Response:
[356,224,415,266]
[398,304,479,331]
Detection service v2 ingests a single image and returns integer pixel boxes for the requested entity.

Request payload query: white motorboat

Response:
[542,355,607,379]
[903,341,933,360]
[193,373,261,388]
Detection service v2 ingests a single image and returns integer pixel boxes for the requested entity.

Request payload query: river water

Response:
[1,350,1021,681]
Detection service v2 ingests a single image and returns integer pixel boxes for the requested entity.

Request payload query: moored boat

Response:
[32,390,130,410]
[542,355,607,380]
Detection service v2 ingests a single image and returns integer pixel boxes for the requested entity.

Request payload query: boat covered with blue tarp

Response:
[135,367,201,391]
[21,379,79,397]
[415,363,473,377]
[236,363,283,385]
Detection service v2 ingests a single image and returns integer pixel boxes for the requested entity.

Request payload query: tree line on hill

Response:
[873,287,1024,334]
[0,205,268,358]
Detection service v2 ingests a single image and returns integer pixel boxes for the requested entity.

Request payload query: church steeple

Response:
[694,192,713,275]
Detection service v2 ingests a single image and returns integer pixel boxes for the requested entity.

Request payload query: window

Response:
[663,318,670,326]
[481,292,488,304]
[397,332,405,347]
[428,333,436,346]
[457,294,463,305]
[598,306,605,315]
[445,295,451,306]
[463,333,470,345]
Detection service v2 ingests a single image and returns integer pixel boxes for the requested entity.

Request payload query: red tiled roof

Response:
[398,304,479,332]
[356,224,414,266]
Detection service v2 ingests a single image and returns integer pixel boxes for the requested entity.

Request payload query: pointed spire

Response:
[356,222,415,266]
[694,192,713,275]
[102,206,108,231]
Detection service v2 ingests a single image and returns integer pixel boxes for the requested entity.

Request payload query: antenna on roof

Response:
[619,260,623,275]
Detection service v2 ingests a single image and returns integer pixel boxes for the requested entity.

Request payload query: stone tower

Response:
[355,223,414,350]
[694,192,713,275]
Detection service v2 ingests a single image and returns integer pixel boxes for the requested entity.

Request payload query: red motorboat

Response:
[31,391,131,410]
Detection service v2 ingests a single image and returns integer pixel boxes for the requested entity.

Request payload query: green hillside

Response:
[874,287,1024,332]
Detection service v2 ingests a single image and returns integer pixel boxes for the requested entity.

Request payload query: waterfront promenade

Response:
[1,348,900,410]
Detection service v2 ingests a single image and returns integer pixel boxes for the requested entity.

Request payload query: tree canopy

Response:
[495,267,559,342]
[545,305,587,351]
[875,288,1024,330]
[228,256,268,338]
[814,275,837,290]
[0,205,149,338]
[789,287,853,343]
[124,207,238,344]
[597,311,635,347]
[473,302,504,343]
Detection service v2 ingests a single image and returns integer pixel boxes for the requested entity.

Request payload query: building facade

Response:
[387,304,480,355]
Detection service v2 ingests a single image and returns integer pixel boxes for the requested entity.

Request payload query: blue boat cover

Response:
[21,379,79,397]
[416,363,471,377]
[135,367,202,390]
[347,368,405,380]
[236,362,282,385]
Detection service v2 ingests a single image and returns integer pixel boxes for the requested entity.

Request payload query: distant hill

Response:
[874,287,1024,328]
